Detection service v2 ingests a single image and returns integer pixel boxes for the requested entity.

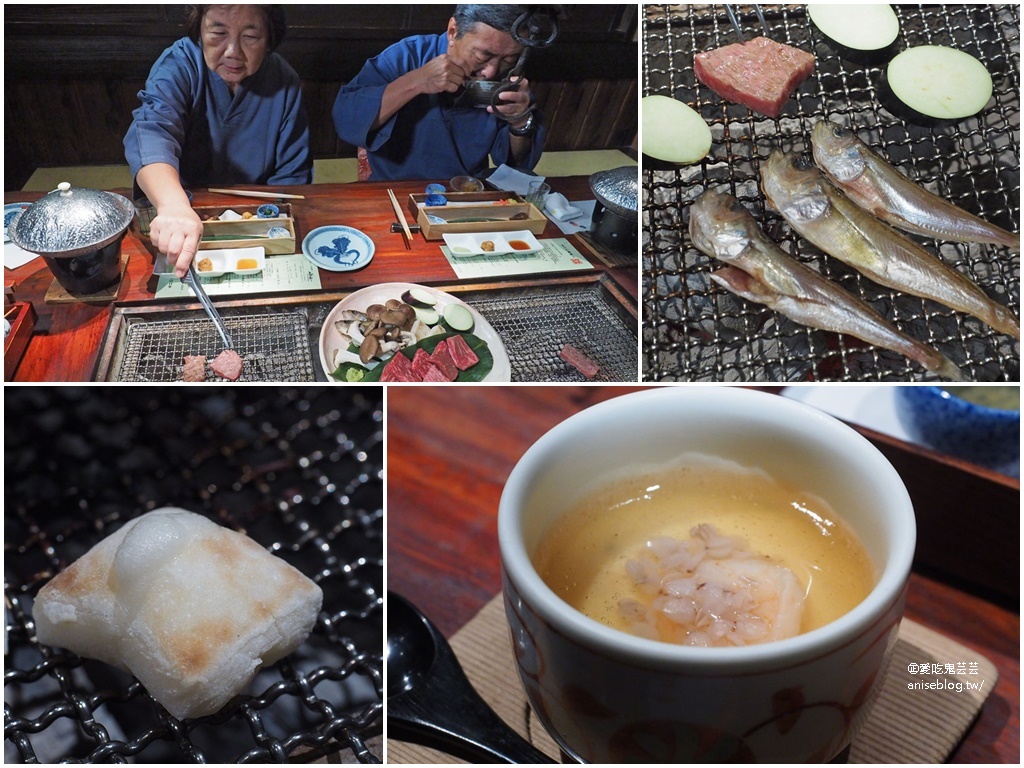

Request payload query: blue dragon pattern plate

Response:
[302,225,375,272]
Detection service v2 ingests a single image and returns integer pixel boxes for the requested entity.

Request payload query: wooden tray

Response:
[407,192,546,240]
[4,301,36,380]
[194,203,296,254]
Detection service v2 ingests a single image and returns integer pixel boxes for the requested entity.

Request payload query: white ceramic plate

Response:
[4,203,31,243]
[302,225,375,272]
[193,247,265,278]
[318,282,511,382]
[442,230,543,257]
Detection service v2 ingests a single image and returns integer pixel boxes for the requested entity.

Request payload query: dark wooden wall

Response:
[4,4,638,190]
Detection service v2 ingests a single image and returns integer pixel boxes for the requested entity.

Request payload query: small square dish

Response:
[193,247,265,278]
[441,230,543,257]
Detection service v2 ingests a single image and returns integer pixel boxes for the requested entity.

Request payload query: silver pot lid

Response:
[588,166,638,222]
[9,182,134,258]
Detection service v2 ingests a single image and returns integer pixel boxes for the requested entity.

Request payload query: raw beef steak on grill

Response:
[694,36,815,118]
[182,355,206,382]
[559,343,600,380]
[210,349,244,381]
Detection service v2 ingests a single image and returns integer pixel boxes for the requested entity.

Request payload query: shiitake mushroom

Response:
[379,309,411,327]
[358,334,381,364]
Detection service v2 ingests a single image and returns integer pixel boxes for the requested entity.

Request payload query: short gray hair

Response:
[452,5,538,39]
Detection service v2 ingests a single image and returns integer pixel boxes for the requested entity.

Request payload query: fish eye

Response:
[833,125,850,138]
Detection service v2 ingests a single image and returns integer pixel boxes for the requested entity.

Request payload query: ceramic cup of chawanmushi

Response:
[498,387,915,763]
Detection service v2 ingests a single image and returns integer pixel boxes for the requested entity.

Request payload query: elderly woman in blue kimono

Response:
[124,5,312,277]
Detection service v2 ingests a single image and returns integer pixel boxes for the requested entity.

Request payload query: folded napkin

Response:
[544,192,583,221]
[487,164,544,197]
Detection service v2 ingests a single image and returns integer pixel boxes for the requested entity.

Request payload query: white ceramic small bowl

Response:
[499,387,915,763]
[193,247,265,278]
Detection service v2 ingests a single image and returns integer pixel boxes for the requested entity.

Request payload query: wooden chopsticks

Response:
[208,188,305,200]
[388,189,413,249]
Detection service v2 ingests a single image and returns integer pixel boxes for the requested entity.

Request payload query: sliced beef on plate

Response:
[421,364,450,383]
[446,334,480,370]
[209,349,243,381]
[380,350,418,382]
[694,36,815,118]
[559,343,600,380]
[183,355,207,382]
[411,348,438,381]
[429,339,459,381]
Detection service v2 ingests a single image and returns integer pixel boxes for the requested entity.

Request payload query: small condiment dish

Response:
[194,246,265,278]
[442,231,542,257]
[450,175,485,193]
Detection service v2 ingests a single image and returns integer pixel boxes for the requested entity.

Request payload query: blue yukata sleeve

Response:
[123,40,201,182]
[490,109,547,171]
[268,81,313,184]
[333,35,436,152]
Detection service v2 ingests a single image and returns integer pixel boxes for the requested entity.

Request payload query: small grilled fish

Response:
[689,190,965,380]
[811,121,1020,251]
[760,150,1020,339]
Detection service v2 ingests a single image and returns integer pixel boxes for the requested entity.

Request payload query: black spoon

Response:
[387,591,557,763]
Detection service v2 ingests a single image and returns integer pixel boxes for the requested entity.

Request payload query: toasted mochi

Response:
[34,508,323,719]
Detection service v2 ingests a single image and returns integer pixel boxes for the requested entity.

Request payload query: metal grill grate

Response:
[5,388,383,763]
[112,311,316,382]
[643,4,1020,381]
[466,283,638,381]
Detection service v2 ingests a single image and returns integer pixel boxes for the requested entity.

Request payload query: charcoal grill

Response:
[94,276,638,383]
[109,311,316,382]
[643,4,1020,381]
[4,388,383,763]
[456,276,638,381]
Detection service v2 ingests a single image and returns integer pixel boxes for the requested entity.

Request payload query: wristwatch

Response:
[509,113,537,137]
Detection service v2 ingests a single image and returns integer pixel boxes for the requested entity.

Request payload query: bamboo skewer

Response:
[388,189,413,249]
[208,188,306,200]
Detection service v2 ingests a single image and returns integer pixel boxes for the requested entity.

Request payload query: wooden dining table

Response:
[4,176,637,381]
[387,386,1020,764]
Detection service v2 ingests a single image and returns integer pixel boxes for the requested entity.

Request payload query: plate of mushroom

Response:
[318,282,510,381]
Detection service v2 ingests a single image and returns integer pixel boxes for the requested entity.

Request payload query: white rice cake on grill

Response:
[34,507,323,720]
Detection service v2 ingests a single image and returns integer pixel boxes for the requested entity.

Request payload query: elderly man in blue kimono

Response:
[333,5,547,182]
[125,5,312,277]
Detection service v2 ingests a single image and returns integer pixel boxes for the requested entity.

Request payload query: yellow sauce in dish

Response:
[236,258,259,271]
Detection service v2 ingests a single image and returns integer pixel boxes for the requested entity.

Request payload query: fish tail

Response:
[990,306,1021,339]
[922,352,968,382]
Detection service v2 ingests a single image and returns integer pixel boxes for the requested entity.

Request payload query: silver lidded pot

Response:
[588,166,638,255]
[9,181,134,294]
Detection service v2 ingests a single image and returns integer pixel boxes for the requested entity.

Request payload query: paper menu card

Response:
[442,237,593,280]
[4,242,40,270]
[154,253,321,298]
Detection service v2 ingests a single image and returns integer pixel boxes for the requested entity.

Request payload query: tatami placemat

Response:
[388,595,997,764]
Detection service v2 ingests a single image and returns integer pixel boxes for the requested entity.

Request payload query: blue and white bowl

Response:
[893,386,1020,477]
